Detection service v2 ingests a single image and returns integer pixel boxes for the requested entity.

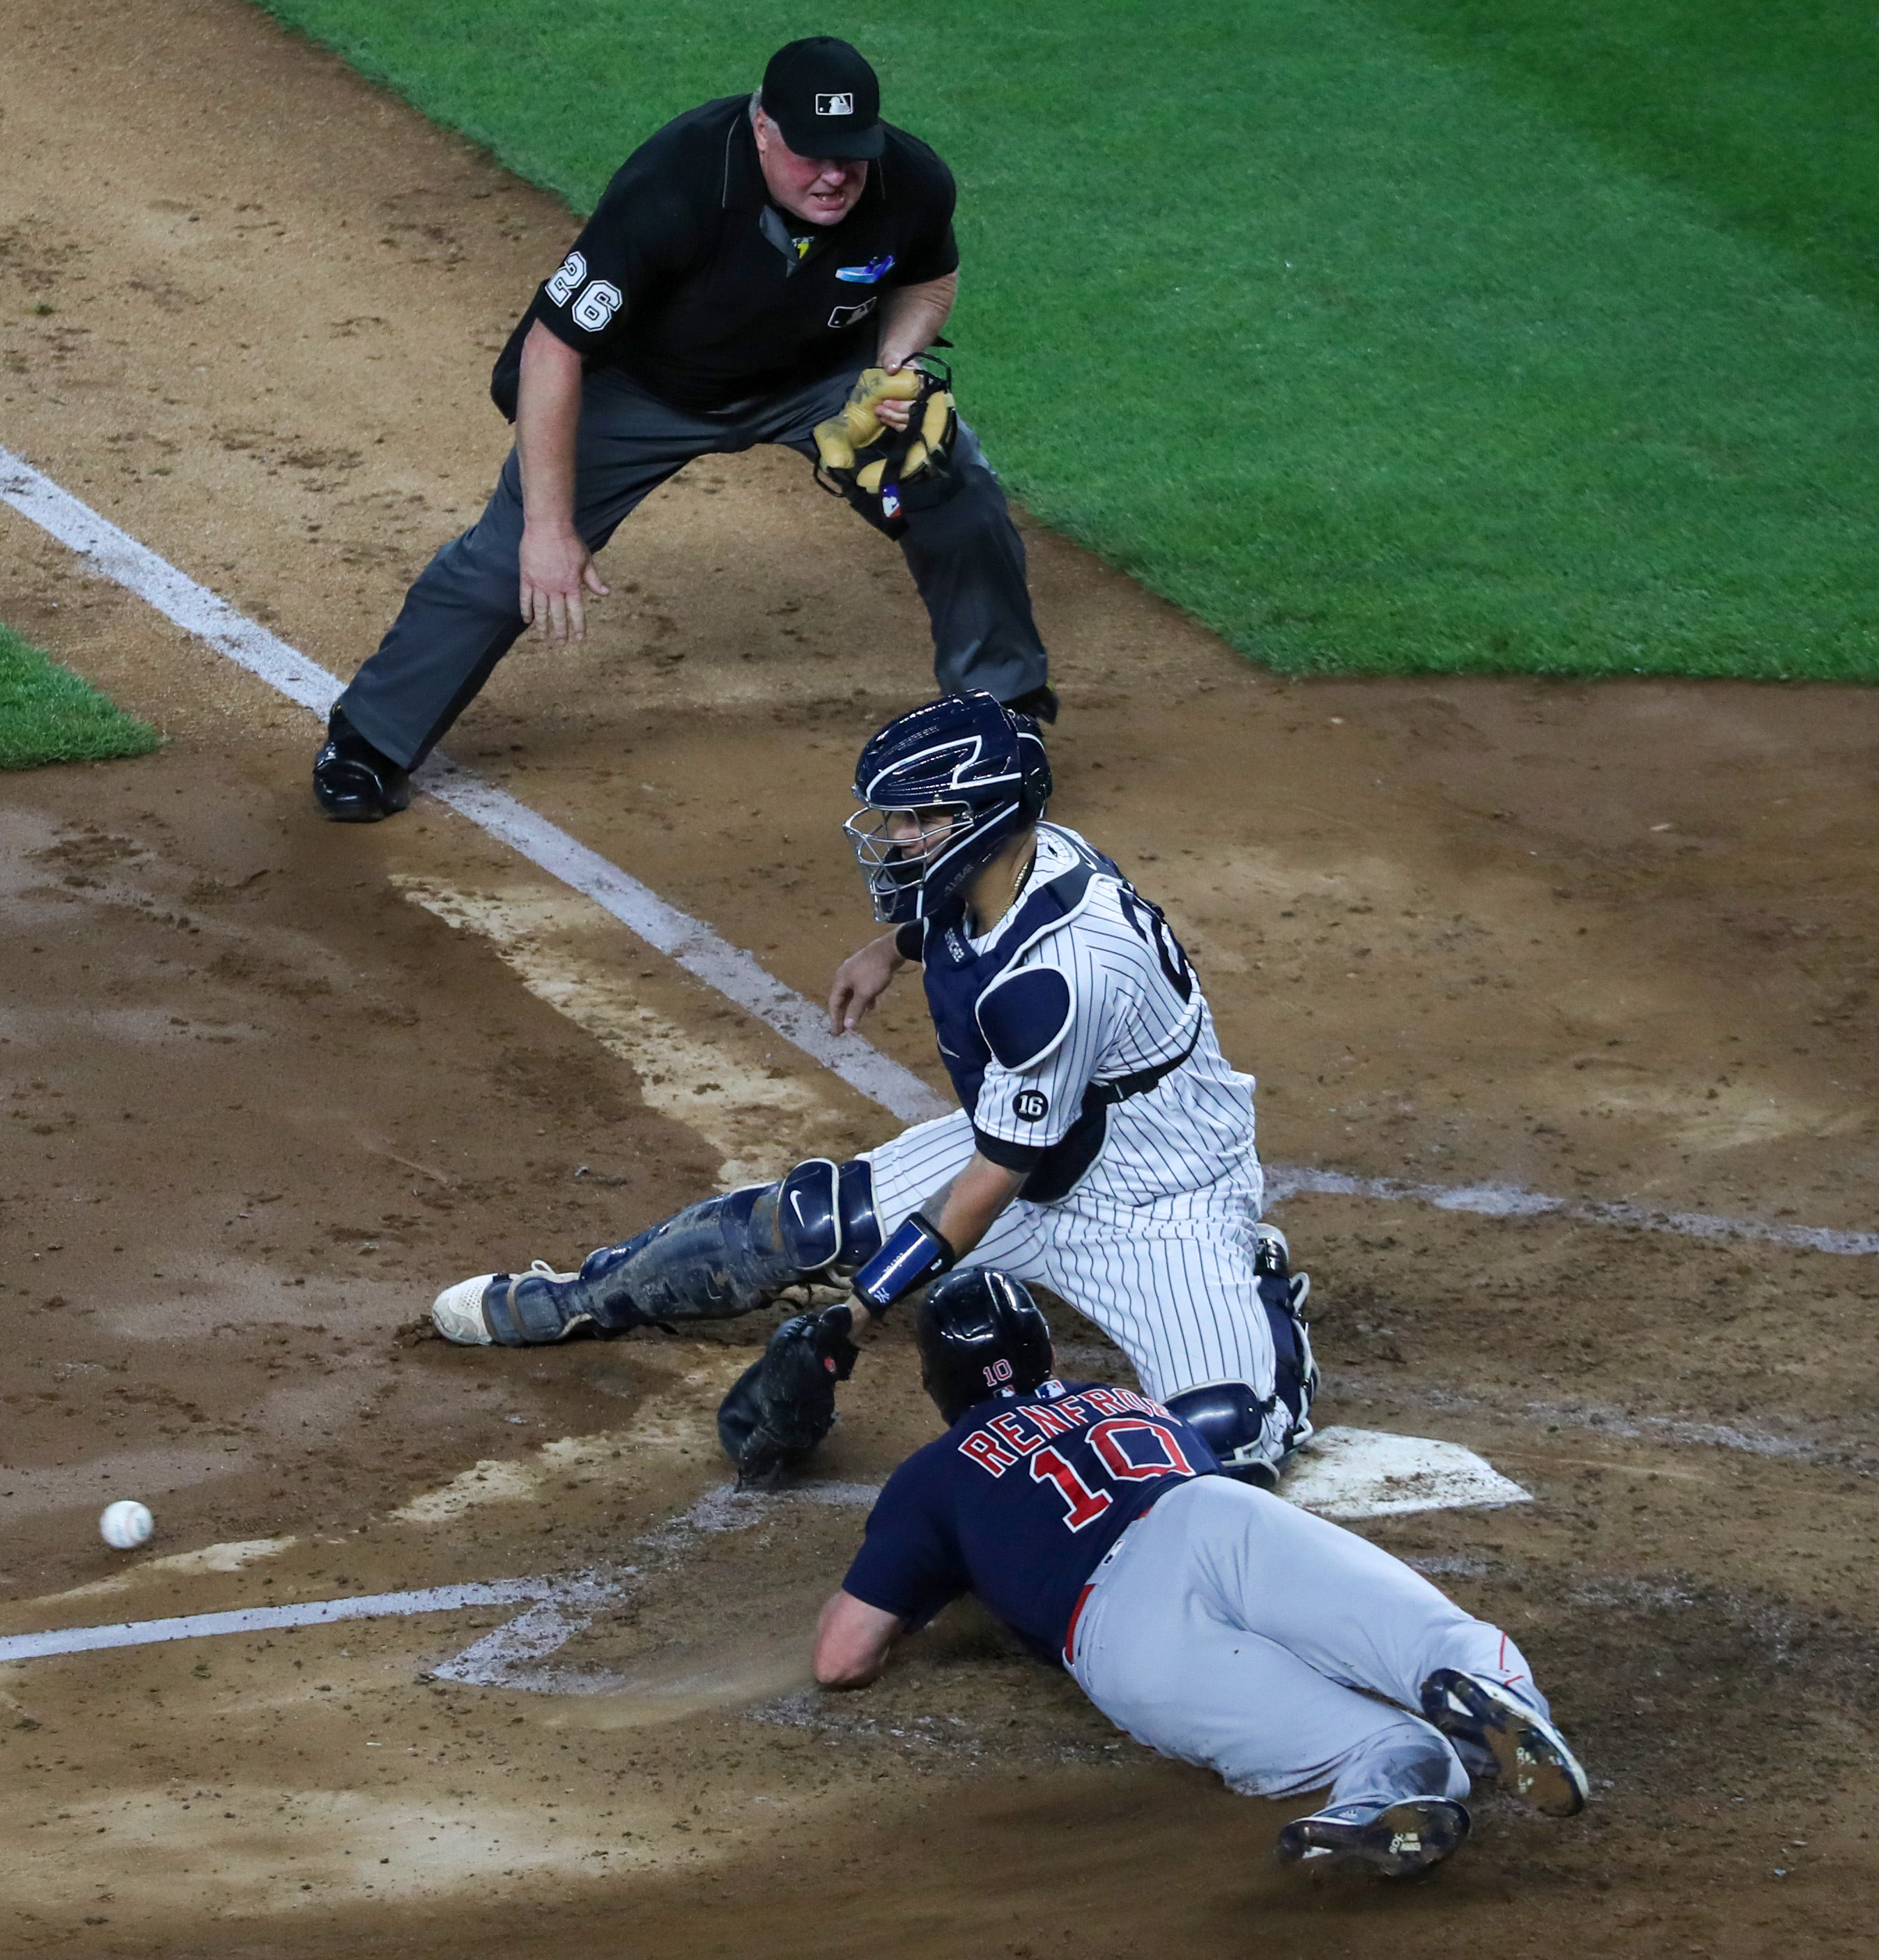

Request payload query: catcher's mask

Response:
[844,693,1051,924]
[915,1268,1054,1425]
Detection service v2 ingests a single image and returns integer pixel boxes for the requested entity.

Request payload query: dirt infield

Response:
[3,1,1878,1954]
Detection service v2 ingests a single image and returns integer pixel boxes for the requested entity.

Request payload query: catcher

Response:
[429,693,1317,1497]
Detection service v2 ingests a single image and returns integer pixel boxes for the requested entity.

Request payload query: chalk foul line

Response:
[2,445,1871,1258]
[1264,1166,1879,1258]
[0,447,945,1130]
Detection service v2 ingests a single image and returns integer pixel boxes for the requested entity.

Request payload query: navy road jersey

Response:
[840,1380,1220,1661]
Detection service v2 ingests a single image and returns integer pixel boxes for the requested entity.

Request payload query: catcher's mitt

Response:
[812,357,959,522]
[716,1309,859,1490]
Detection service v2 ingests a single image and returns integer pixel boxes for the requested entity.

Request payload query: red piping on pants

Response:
[1062,1581,1097,1667]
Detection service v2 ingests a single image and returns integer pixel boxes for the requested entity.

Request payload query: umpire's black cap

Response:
[761,38,885,161]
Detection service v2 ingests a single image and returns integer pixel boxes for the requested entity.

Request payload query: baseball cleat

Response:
[1419,1669,1588,1817]
[431,1274,500,1345]
[1275,1797,1470,1879]
[430,1261,580,1346]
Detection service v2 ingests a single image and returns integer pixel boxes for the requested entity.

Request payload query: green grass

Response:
[256,0,1879,681]
[1359,0,1879,322]
[0,625,162,770]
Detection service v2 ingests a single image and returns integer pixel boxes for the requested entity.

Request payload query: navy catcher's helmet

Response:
[915,1268,1053,1424]
[845,693,1051,924]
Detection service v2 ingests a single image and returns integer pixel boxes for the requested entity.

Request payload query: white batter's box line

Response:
[0,1485,827,1672]
[431,1481,892,1690]
[0,446,946,1130]
[0,1575,563,1665]
[0,1483,867,1680]
[426,1594,601,1688]
[5,446,1869,1256]
[1265,1164,1879,1259]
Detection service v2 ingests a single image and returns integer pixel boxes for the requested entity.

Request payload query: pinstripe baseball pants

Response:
[864,1109,1282,1423]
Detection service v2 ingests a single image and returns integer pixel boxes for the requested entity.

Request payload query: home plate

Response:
[1282,1427,1531,1520]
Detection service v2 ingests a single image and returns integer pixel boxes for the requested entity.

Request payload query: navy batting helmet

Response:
[915,1268,1054,1424]
[844,693,1051,924]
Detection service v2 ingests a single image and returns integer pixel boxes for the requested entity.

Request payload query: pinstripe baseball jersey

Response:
[916,824,1259,1207]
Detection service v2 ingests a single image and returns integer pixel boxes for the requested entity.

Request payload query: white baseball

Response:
[99,1500,154,1550]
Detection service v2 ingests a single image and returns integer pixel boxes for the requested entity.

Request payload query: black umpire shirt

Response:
[491,95,959,417]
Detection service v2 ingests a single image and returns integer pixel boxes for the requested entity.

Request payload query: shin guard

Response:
[513,1159,883,1340]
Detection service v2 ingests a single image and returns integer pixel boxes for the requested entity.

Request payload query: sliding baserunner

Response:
[815,1270,1588,1881]
[428,692,1316,1489]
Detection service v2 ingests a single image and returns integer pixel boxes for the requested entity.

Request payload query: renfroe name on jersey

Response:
[956,1382,1182,1474]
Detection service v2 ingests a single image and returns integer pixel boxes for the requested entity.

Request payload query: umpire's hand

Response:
[515,321,611,642]
[520,520,610,644]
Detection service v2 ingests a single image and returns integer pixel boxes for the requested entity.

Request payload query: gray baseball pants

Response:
[1069,1476,1547,1809]
[336,362,1050,769]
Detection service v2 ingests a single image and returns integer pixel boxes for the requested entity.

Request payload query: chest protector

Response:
[920,829,1196,1203]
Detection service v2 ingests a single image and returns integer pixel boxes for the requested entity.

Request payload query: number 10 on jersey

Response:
[1030,1418,1195,1531]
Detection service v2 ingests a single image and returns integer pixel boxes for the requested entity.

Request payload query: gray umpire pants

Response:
[1069,1477,1548,1810]
[336,362,1051,769]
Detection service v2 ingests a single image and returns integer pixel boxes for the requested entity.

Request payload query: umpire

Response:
[314,36,1054,821]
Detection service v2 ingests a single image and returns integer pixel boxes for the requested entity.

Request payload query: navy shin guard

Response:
[494,1159,885,1343]
[1165,1227,1318,1481]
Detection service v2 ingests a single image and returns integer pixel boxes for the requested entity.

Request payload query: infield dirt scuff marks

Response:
[390,878,852,1187]
[392,1359,739,1527]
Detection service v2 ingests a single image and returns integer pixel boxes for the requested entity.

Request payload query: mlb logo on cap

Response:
[762,37,886,159]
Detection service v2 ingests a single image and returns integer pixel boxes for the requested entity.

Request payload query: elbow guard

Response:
[852,1212,956,1314]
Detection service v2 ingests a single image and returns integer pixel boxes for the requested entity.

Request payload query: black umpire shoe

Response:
[1003,684,1058,725]
[1275,1797,1471,1879]
[313,707,411,822]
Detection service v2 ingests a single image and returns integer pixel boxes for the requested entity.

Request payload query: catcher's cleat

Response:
[431,1261,580,1347]
[1275,1798,1470,1879]
[1168,1224,1319,1486]
[1419,1669,1588,1817]
[1252,1221,1318,1440]
[313,708,411,822]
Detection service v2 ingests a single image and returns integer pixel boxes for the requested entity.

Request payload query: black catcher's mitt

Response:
[716,1309,860,1490]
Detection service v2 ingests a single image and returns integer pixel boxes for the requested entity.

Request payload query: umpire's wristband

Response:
[852,1212,956,1313]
